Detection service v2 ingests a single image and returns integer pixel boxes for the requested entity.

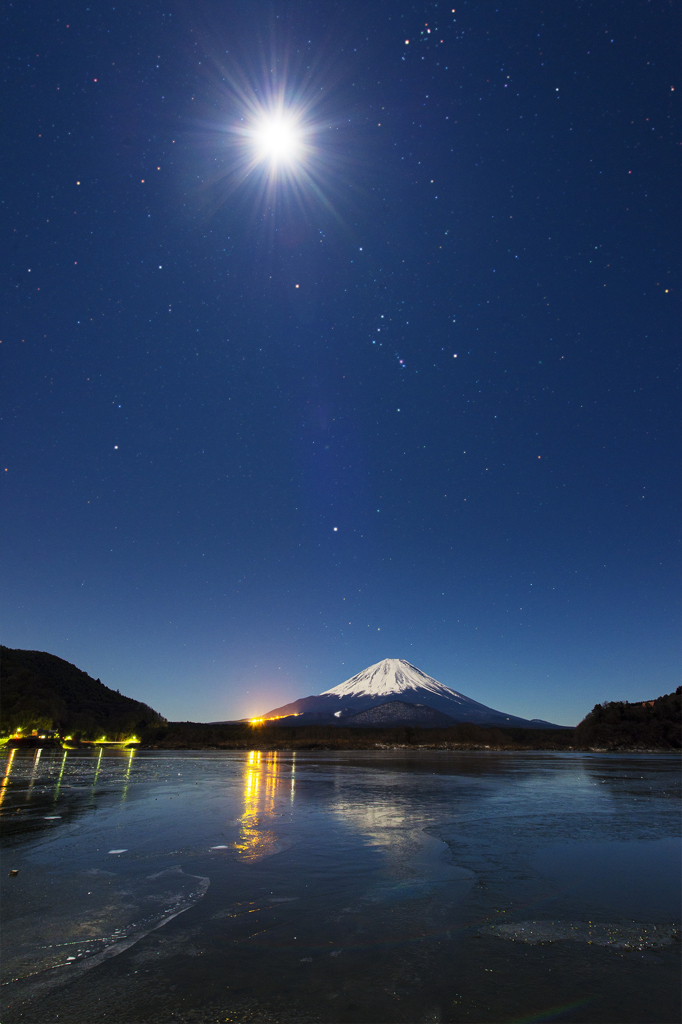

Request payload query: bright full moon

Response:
[219,91,324,206]
[252,116,301,165]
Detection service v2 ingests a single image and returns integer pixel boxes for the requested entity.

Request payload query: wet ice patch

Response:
[480,919,679,950]
[362,830,474,905]
[530,837,682,921]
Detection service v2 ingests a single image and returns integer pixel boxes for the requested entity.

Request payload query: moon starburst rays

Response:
[193,74,342,225]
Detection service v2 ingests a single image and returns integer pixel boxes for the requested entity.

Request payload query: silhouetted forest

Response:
[574,688,681,749]
[0,646,166,740]
[139,720,576,751]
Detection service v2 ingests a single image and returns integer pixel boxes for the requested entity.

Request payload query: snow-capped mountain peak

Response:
[321,658,465,701]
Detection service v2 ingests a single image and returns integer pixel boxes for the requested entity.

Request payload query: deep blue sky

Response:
[2,2,679,725]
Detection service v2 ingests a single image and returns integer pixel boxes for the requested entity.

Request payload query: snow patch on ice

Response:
[480,919,679,950]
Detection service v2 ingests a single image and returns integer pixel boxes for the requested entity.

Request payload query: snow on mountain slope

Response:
[321,658,470,702]
[262,659,564,728]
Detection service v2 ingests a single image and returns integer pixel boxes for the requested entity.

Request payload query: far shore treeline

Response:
[1,647,680,751]
[142,720,579,751]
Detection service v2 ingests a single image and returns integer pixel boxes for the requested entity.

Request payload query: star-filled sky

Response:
[2,2,678,726]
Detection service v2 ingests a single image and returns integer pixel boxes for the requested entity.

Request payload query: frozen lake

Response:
[1,748,680,1023]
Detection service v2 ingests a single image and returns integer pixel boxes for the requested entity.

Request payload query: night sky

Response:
[2,2,679,726]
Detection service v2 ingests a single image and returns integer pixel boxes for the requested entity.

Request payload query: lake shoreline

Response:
[5,713,679,753]
[139,740,679,753]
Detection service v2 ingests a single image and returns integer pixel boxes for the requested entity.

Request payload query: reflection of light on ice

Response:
[53,750,68,802]
[329,791,473,892]
[28,748,42,799]
[0,748,17,808]
[120,748,135,802]
[92,747,103,792]
[235,751,292,861]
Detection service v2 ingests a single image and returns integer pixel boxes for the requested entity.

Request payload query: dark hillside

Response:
[574,688,681,749]
[342,701,458,727]
[0,646,166,740]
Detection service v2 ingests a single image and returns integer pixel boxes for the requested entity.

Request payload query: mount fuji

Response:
[262,659,563,728]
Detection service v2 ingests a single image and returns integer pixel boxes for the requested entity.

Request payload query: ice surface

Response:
[1,863,209,1009]
[1,748,679,1024]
